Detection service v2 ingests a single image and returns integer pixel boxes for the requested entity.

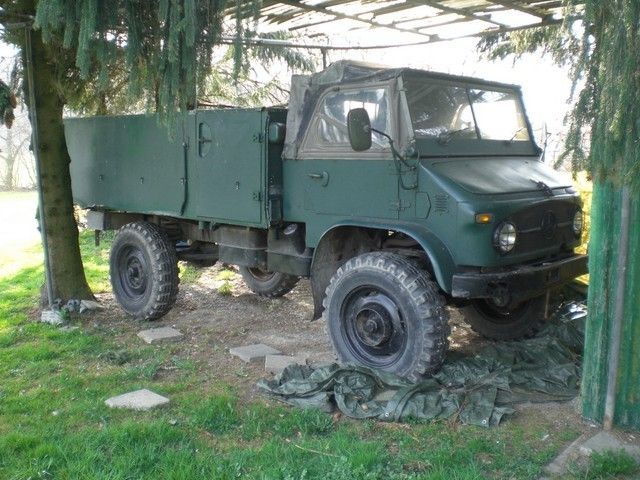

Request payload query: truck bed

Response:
[65,108,282,228]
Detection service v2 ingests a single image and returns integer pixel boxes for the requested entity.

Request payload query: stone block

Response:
[105,389,169,410]
[265,354,307,374]
[229,343,281,363]
[137,327,183,344]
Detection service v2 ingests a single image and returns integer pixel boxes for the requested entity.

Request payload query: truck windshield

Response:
[404,77,530,143]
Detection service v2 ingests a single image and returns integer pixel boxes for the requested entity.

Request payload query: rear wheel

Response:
[238,266,299,298]
[110,222,179,320]
[463,294,547,340]
[323,252,450,382]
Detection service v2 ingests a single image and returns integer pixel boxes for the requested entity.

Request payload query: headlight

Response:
[573,210,584,237]
[493,221,517,253]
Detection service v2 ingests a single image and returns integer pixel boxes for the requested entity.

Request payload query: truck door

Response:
[192,109,265,226]
[296,85,400,220]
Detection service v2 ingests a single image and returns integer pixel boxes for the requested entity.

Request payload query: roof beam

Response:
[410,1,508,27]
[488,0,551,19]
[274,0,436,38]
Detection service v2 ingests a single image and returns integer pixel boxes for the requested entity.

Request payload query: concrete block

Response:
[229,343,281,363]
[579,431,640,461]
[105,389,169,410]
[265,354,307,374]
[137,327,183,344]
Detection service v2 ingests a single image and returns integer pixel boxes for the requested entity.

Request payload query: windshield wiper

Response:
[437,127,474,145]
[504,127,528,144]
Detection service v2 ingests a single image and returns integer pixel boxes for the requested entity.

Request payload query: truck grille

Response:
[511,200,579,254]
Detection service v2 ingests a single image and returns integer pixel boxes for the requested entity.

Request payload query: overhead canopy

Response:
[253,1,582,47]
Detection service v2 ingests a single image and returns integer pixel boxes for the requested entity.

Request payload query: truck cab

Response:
[66,61,587,381]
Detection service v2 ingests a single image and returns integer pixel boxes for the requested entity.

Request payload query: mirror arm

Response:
[370,127,417,190]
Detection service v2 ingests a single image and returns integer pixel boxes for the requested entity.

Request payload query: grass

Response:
[217,268,236,295]
[578,450,639,480]
[0,228,589,479]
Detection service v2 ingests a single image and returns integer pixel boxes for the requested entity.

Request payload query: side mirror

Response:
[347,108,372,152]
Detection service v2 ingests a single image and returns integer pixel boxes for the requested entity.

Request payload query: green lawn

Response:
[0,229,634,479]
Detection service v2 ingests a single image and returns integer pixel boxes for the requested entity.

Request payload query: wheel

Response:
[238,266,299,298]
[323,252,450,382]
[463,294,547,340]
[110,221,179,320]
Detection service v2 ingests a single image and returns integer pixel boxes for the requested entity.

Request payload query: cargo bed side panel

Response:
[66,115,184,216]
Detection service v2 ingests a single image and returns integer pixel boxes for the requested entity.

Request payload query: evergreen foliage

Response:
[33,0,274,118]
[571,1,640,185]
[478,1,640,184]
[0,79,17,128]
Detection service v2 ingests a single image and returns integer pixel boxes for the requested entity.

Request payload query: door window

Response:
[309,87,391,151]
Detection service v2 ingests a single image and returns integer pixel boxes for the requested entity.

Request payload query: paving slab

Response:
[265,354,307,374]
[137,326,183,344]
[229,343,281,363]
[544,429,640,477]
[579,431,640,461]
[105,389,169,410]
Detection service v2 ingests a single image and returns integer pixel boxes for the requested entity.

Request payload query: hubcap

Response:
[341,288,407,368]
[117,246,149,299]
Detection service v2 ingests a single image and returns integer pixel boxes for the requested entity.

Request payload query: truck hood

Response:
[426,157,573,195]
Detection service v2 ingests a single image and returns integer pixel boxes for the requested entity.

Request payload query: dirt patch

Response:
[81,263,585,433]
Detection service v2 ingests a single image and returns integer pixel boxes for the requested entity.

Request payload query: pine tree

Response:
[0,0,311,303]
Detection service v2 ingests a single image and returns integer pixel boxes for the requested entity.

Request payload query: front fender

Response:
[312,219,456,294]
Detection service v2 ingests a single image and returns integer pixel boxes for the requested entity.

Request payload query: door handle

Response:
[198,122,213,157]
[307,171,330,186]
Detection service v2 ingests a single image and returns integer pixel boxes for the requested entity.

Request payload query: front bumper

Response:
[451,254,588,302]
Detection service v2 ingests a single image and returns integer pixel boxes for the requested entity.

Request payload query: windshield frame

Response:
[399,72,540,158]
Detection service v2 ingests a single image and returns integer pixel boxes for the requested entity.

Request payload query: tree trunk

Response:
[26,29,93,301]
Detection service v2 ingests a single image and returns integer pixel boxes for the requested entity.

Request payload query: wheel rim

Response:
[117,245,149,300]
[473,298,530,325]
[340,286,407,368]
[247,267,275,282]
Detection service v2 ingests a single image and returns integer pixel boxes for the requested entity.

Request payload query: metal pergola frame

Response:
[252,0,576,46]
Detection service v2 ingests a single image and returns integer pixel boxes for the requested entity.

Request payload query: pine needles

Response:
[33,0,270,119]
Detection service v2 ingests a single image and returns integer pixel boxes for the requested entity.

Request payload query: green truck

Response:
[66,61,588,381]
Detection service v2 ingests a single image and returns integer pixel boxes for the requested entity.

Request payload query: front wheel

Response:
[463,294,547,340]
[323,252,450,382]
[110,222,179,320]
[238,266,299,298]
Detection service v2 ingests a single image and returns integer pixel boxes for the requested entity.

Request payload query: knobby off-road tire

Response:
[239,266,299,298]
[110,221,179,320]
[323,252,450,382]
[463,294,547,341]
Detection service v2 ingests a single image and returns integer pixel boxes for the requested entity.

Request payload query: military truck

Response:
[66,61,587,381]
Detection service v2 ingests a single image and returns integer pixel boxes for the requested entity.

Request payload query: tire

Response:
[323,252,450,382]
[110,221,179,320]
[463,294,547,340]
[238,266,299,298]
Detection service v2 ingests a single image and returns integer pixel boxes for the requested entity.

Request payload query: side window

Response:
[313,87,391,149]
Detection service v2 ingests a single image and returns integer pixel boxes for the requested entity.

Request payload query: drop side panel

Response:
[66,115,184,216]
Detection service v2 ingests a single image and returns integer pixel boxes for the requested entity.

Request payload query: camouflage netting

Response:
[258,302,586,427]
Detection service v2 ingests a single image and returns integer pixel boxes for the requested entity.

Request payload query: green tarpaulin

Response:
[258,302,586,427]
